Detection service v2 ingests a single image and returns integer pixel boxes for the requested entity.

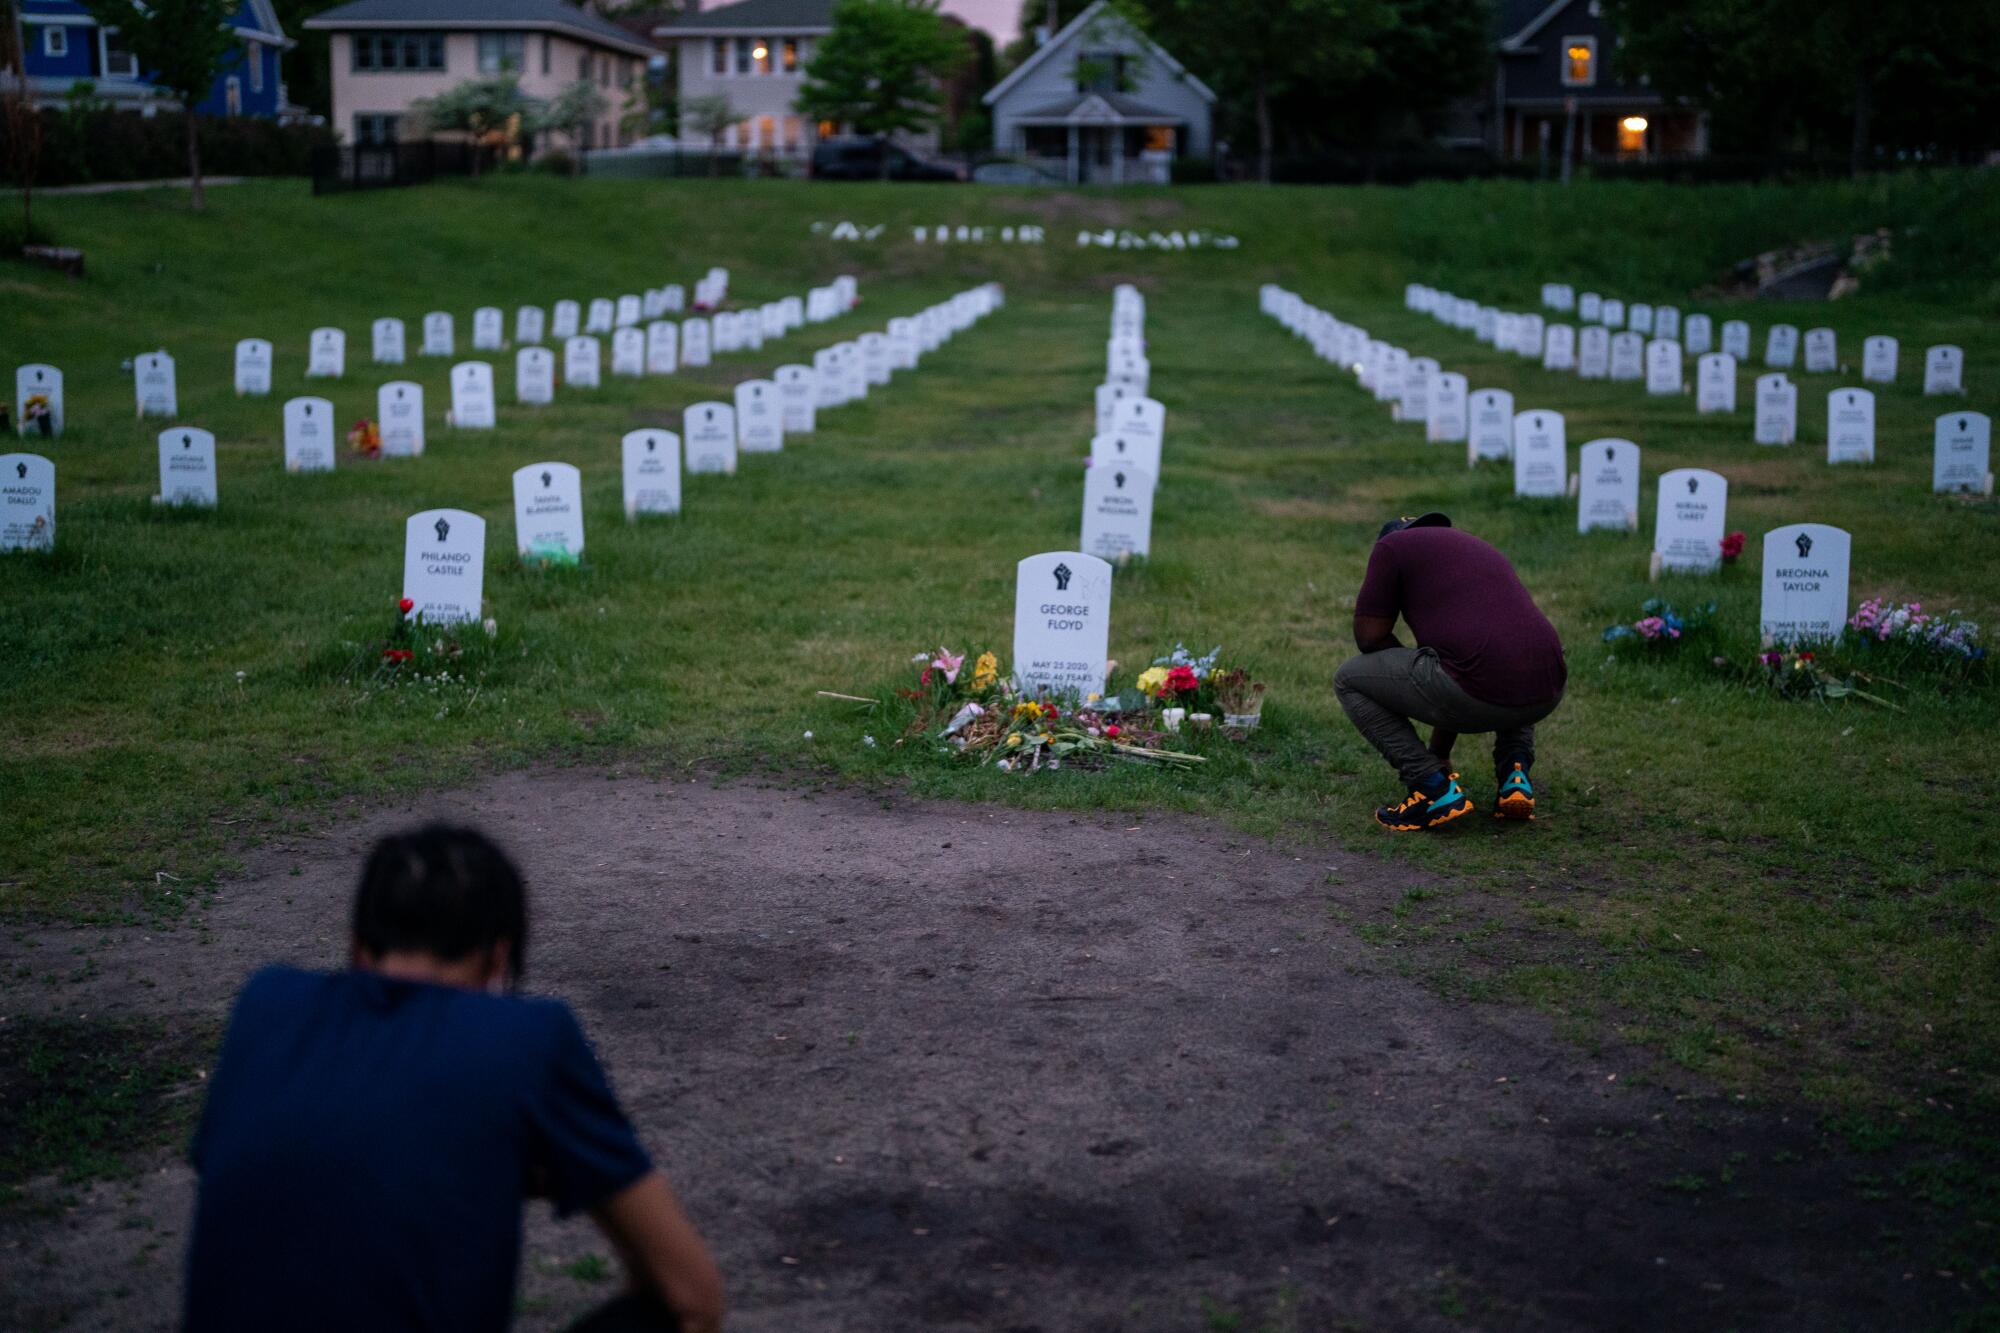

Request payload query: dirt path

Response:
[0,769,1970,1330]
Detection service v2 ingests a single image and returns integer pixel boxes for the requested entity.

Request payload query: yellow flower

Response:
[1136,666,1169,694]
[1039,732,1052,744]
[1086,692,1102,703]
[1012,701,1042,721]
[971,652,999,689]
[1006,732,1022,746]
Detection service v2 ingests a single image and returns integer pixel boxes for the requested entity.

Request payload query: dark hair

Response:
[351,825,528,984]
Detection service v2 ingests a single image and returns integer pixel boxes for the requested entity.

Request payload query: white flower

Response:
[234,671,246,682]
[483,618,497,638]
[862,735,877,747]
[803,730,814,739]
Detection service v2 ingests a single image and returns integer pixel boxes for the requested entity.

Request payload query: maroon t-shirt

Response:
[1354,528,1567,706]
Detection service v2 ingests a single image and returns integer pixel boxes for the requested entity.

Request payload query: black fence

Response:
[310,140,493,195]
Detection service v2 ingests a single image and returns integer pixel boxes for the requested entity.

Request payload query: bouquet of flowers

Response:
[1722,648,1900,709]
[1603,597,1715,647]
[348,417,382,458]
[1720,531,1746,563]
[23,394,53,437]
[1846,599,1983,669]
[1211,668,1267,728]
[1133,644,1221,713]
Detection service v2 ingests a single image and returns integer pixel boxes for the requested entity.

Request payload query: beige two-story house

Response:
[306,0,658,149]
[654,0,833,156]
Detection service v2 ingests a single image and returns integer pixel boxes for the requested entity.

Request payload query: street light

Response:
[1620,115,1649,133]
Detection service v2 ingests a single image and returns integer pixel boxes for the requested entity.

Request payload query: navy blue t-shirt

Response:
[184,966,652,1333]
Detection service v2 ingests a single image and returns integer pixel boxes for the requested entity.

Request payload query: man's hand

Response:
[593,1172,725,1333]
[1352,613,1401,654]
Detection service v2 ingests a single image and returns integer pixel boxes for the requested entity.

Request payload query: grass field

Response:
[3,171,1997,1138]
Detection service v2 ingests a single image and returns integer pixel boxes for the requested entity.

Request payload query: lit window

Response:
[782,38,798,72]
[1561,37,1595,87]
[42,25,68,58]
[1618,115,1648,153]
[753,38,771,74]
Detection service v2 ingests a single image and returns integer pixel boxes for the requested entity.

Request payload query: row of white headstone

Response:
[1258,285,1871,645]
[1526,281,1967,392]
[394,284,1006,625]
[1081,285,1166,563]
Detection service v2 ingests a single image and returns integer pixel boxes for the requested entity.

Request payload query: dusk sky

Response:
[940,0,1021,41]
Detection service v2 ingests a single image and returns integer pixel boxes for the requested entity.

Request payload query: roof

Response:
[304,0,658,56]
[1498,0,1577,51]
[655,0,835,37]
[1011,91,1188,124]
[984,0,1215,108]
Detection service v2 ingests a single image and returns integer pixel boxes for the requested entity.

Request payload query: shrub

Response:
[0,107,333,187]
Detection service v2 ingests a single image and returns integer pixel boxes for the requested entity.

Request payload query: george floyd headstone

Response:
[1932,412,1991,494]
[1512,410,1567,497]
[0,451,54,551]
[1696,352,1738,413]
[1543,324,1577,371]
[1654,468,1729,574]
[1427,372,1469,444]
[1577,326,1610,380]
[516,306,546,346]
[1609,332,1645,382]
[1825,387,1875,465]
[622,429,681,518]
[616,294,642,328]
[1645,338,1682,396]
[135,351,177,417]
[735,379,783,453]
[683,402,738,475]
[512,461,585,559]
[1012,551,1113,699]
[515,347,555,406]
[235,339,272,396]
[473,306,504,352]
[157,426,217,506]
[379,381,425,457]
[1754,373,1796,445]
[1469,388,1514,461]
[1764,323,1798,369]
[645,321,678,375]
[552,300,580,339]
[373,317,407,364]
[1628,303,1654,335]
[1655,306,1681,342]
[1601,298,1626,328]
[680,318,711,368]
[1924,344,1964,395]
[1861,335,1897,385]
[1578,291,1603,323]
[282,396,336,473]
[1722,319,1751,361]
[586,298,615,335]
[423,312,454,357]
[1576,437,1640,533]
[564,336,601,389]
[1803,327,1836,374]
[1081,462,1156,561]
[402,509,484,625]
[308,327,346,379]
[1684,313,1713,355]
[612,327,645,378]
[776,364,817,434]
[450,361,496,428]
[1761,524,1851,644]
[14,364,63,436]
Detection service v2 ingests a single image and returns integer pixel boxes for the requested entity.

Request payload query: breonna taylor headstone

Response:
[622,429,681,519]
[283,396,336,473]
[1653,468,1728,574]
[512,462,585,559]
[1760,524,1850,645]
[1012,551,1113,699]
[402,509,485,625]
[157,426,217,506]
[0,452,55,552]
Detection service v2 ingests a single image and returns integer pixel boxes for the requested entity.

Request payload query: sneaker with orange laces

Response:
[1374,774,1475,831]
[1493,762,1536,820]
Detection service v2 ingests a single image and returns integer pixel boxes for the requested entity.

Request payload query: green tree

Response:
[679,92,736,175]
[82,0,238,210]
[408,74,531,175]
[530,77,609,170]
[795,0,966,177]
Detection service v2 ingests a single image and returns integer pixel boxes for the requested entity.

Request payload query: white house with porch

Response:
[983,0,1214,184]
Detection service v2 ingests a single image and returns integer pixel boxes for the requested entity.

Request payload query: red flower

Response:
[920,667,933,686]
[1798,651,1815,662]
[382,648,413,664]
[398,597,415,614]
[1162,665,1200,695]
[1105,724,1120,738]
[1720,531,1746,561]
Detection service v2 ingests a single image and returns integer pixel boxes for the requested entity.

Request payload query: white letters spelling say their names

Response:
[235,339,272,395]
[1081,463,1156,561]
[157,426,217,506]
[283,396,336,473]
[683,402,738,475]
[379,381,425,457]
[451,362,496,429]
[512,462,585,559]
[1512,410,1567,498]
[0,452,55,551]
[1761,524,1851,645]
[1013,551,1113,699]
[135,351,177,418]
[403,509,485,625]
[1654,468,1729,574]
[1576,438,1640,533]
[622,429,681,519]
[1933,412,1991,494]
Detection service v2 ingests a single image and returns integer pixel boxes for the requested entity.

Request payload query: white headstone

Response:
[839,340,868,402]
[379,381,425,458]
[450,361,496,428]
[516,306,545,346]
[1825,387,1875,465]
[422,312,454,357]
[888,317,919,370]
[662,284,685,313]
[1426,372,1468,444]
[13,364,62,436]
[1609,332,1645,382]
[1861,335,1897,385]
[586,298,615,334]
[1515,314,1545,359]
[1645,338,1682,395]
[552,300,580,339]
[1576,437,1640,533]
[516,347,555,405]
[1764,324,1798,369]
[473,306,504,352]
[776,364,817,434]
[1803,327,1836,374]
[645,321,678,375]
[683,402,737,475]
[611,327,645,378]
[402,509,484,625]
[513,462,584,559]
[1628,303,1654,335]
[1089,429,1161,479]
[1012,551,1113,699]
[1469,388,1514,461]
[1696,352,1738,414]
[860,333,892,387]
[1761,524,1850,645]
[616,294,642,328]
[1654,306,1680,341]
[1542,324,1576,371]
[1578,291,1603,323]
[1512,410,1566,497]
[1081,462,1155,561]
[0,452,55,551]
[1684,313,1712,355]
[1721,320,1751,361]
[1932,412,1991,494]
[1654,468,1728,574]
[307,327,346,379]
[1400,357,1437,422]
[813,347,842,409]
[1577,326,1610,380]
[235,338,272,395]
[1754,373,1796,445]
[282,396,336,473]
[1924,344,1964,395]
[1112,396,1165,466]
[373,317,406,364]
[681,318,711,368]
[622,429,681,518]
[564,336,601,389]
[157,426,216,506]
[135,352,177,417]
[735,379,783,453]
[1601,298,1625,328]
[1095,382,1135,435]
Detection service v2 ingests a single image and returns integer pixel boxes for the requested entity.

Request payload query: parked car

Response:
[812,138,965,182]
[972,160,1065,186]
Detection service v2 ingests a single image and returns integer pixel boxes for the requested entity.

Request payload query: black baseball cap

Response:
[1377,511,1452,540]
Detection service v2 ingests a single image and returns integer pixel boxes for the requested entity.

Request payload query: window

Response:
[712,37,727,74]
[1561,36,1596,86]
[735,37,751,74]
[751,37,771,74]
[1077,50,1126,93]
[478,32,525,73]
[351,32,445,71]
[354,113,400,145]
[782,38,798,72]
[246,42,263,93]
[102,29,138,78]
[597,54,609,87]
[782,114,800,148]
[578,51,591,79]
[1617,114,1648,154]
[757,114,774,147]
[42,25,68,58]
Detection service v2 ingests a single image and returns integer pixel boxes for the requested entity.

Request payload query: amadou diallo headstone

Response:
[0,452,55,552]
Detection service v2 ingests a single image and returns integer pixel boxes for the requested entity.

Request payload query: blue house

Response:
[10,0,295,116]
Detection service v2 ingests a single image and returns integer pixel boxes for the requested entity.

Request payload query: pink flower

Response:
[1634,616,1665,640]
[931,647,964,684]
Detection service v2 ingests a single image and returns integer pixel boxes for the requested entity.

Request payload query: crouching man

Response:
[1334,513,1567,830]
